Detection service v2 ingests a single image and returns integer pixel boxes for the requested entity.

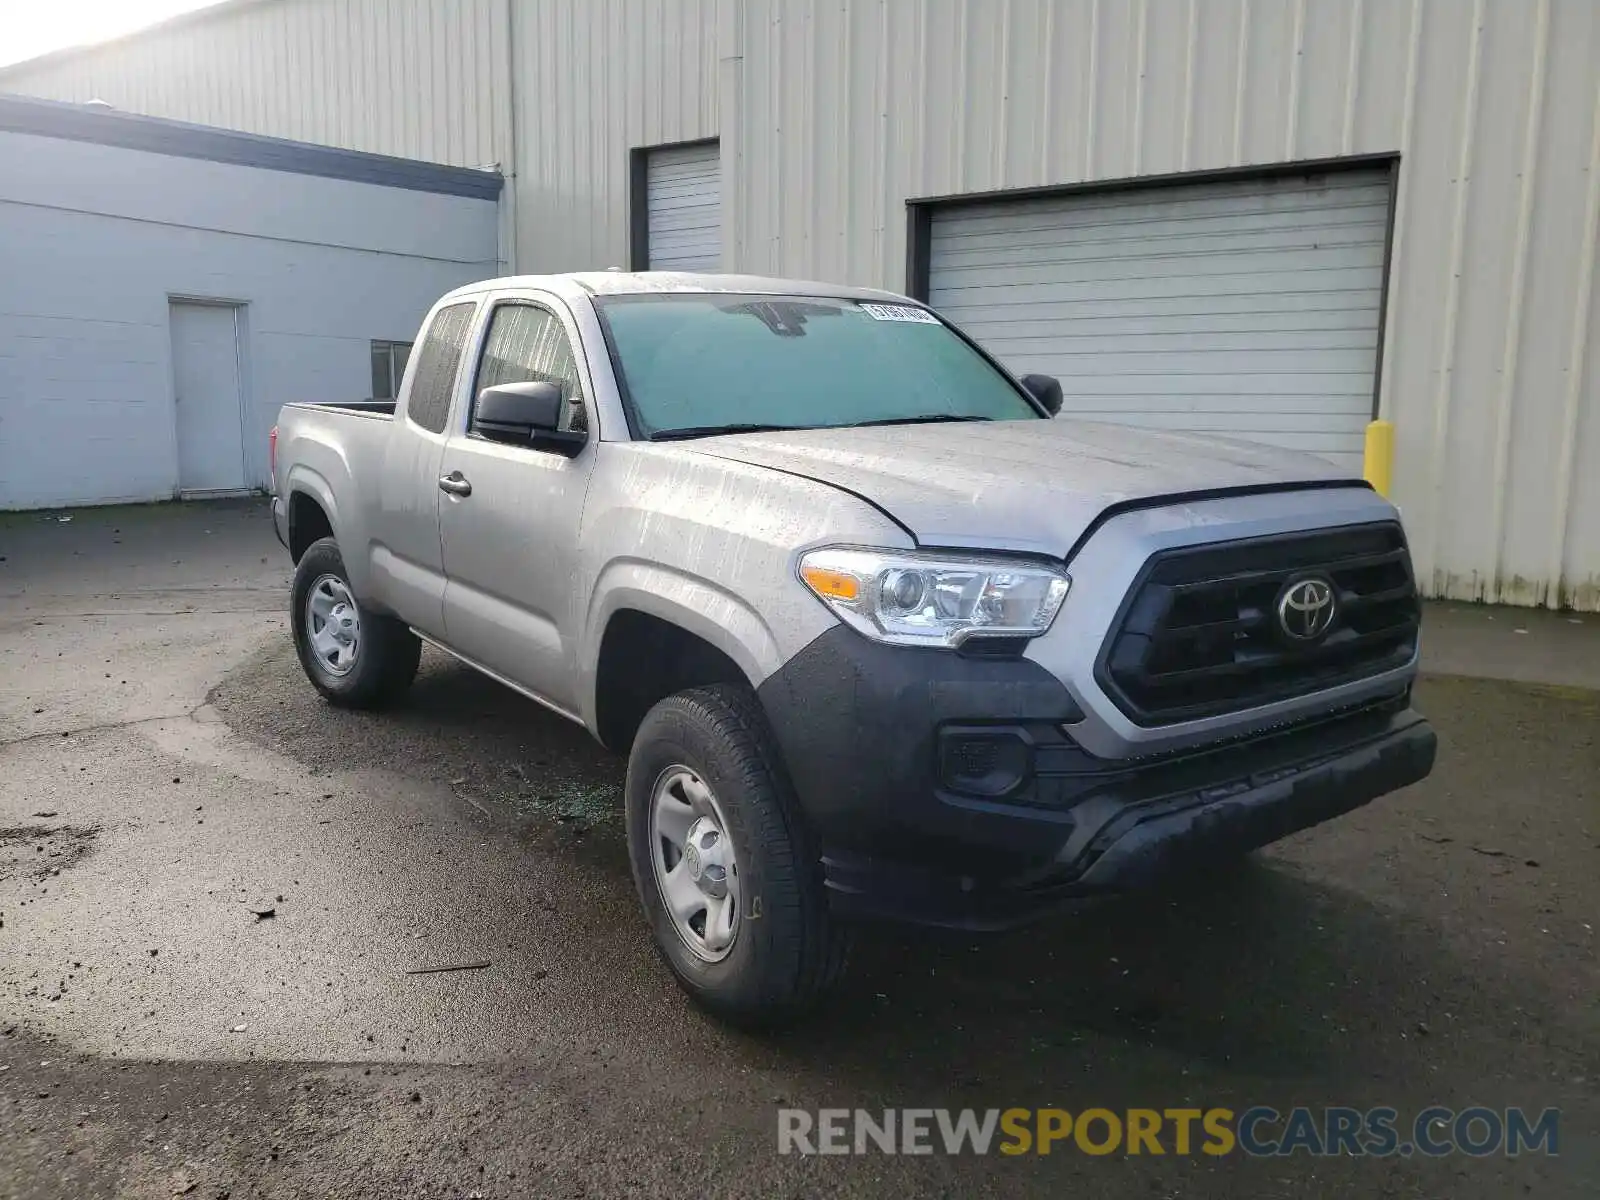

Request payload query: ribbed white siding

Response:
[727,0,1600,610]
[929,169,1391,473]
[509,0,720,272]
[646,142,722,270]
[0,0,511,170]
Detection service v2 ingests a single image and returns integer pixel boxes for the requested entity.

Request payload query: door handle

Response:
[438,472,472,497]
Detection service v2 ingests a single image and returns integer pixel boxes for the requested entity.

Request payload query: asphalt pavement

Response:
[0,498,1595,1198]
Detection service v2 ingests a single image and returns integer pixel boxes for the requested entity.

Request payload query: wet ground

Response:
[0,499,1596,1198]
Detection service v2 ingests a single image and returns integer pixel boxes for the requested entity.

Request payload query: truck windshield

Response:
[593,293,1042,440]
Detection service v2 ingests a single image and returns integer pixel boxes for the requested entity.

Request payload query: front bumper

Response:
[756,626,1436,931]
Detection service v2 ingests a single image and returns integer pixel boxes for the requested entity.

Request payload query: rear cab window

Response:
[404,302,477,434]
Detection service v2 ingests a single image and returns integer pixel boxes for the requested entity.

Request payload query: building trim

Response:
[0,92,503,200]
[1370,158,1403,421]
[903,152,1401,301]
[627,136,721,271]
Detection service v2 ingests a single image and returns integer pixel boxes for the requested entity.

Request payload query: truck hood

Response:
[687,418,1357,556]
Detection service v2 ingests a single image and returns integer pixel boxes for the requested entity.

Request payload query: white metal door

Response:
[928,170,1391,473]
[170,302,246,493]
[646,142,721,271]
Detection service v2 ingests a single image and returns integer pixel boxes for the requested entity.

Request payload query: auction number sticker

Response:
[859,303,940,324]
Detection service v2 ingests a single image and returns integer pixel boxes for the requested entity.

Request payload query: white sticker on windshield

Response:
[859,302,940,324]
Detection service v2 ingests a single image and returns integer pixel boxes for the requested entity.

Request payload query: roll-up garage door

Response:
[645,141,721,271]
[928,169,1391,472]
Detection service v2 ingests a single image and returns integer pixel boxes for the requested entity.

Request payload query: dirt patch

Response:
[0,823,101,885]
[209,640,625,834]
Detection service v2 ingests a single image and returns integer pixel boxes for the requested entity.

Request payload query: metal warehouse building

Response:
[2,0,1598,612]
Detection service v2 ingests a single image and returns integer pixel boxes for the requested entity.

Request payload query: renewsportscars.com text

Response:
[777,1106,1560,1158]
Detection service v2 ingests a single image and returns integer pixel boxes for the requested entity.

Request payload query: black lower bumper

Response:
[756,627,1436,931]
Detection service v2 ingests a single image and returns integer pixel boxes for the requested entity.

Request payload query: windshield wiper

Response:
[648,422,800,442]
[846,414,993,428]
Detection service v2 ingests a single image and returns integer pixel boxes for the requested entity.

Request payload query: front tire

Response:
[290,536,420,709]
[626,685,849,1027]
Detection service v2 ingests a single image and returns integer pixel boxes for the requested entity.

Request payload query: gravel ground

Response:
[0,500,1595,1198]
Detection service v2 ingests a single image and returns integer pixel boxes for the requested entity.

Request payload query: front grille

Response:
[1098,522,1419,726]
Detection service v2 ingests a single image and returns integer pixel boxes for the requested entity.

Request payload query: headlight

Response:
[798,547,1070,648]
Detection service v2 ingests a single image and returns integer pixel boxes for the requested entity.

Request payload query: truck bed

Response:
[272,400,401,558]
[285,399,396,418]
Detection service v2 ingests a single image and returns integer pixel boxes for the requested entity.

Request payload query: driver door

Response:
[437,297,595,715]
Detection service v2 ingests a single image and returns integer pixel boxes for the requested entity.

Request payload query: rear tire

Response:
[290,536,420,709]
[626,684,849,1028]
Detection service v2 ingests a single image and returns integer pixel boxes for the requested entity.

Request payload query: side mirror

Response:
[472,381,585,453]
[1020,373,1063,416]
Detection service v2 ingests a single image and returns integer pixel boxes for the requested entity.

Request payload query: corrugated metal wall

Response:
[0,0,512,170]
[4,0,1598,608]
[509,0,720,272]
[727,0,1600,610]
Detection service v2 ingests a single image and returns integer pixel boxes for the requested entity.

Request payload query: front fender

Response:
[578,560,793,733]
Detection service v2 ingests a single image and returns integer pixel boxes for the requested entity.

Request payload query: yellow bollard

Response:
[1364,419,1394,498]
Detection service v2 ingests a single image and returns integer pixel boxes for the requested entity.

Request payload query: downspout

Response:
[499,0,520,274]
[717,0,742,271]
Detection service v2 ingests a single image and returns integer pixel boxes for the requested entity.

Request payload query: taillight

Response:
[268,425,278,480]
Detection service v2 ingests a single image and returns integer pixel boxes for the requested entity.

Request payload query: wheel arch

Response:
[584,570,783,752]
[283,466,340,563]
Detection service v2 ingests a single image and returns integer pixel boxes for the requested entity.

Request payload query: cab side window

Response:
[473,303,588,435]
[405,302,475,434]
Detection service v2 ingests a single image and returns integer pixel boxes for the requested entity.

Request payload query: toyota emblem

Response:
[1277,577,1337,641]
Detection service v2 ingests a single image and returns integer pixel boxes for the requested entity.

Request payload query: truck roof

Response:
[437,271,911,305]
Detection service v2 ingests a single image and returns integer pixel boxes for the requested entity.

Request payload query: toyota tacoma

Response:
[269,272,1436,1025]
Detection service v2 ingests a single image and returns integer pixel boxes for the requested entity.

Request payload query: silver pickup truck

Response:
[270,271,1435,1025]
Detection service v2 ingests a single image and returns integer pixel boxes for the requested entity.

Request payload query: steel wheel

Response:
[649,766,740,962]
[304,573,361,677]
